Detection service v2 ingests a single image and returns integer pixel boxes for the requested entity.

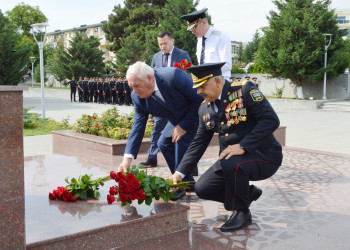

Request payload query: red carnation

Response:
[135,190,146,200]
[174,62,181,68]
[110,171,117,180]
[119,193,128,203]
[49,192,56,200]
[107,194,116,204]
[109,186,118,195]
[186,62,192,68]
[181,59,187,65]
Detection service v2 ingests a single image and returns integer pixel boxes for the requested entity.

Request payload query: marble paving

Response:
[24,145,350,249]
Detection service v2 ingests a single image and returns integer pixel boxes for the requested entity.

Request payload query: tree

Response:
[103,0,165,67]
[242,30,261,63]
[257,0,350,87]
[6,3,47,36]
[48,32,104,80]
[237,43,243,62]
[0,11,30,86]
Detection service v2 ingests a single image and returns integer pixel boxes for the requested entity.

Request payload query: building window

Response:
[94,28,99,32]
[336,16,350,24]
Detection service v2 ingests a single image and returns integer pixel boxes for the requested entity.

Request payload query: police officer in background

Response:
[67,77,77,102]
[97,77,104,104]
[169,63,283,232]
[77,77,84,102]
[104,77,111,104]
[88,77,95,103]
[123,77,132,106]
[110,76,117,105]
[83,77,89,102]
[116,76,124,105]
[181,8,232,80]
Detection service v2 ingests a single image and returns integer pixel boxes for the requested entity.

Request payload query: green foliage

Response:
[0,11,31,86]
[231,64,245,73]
[249,63,264,73]
[257,0,350,87]
[272,83,285,98]
[242,30,261,63]
[74,107,154,140]
[33,64,48,84]
[65,174,110,200]
[236,43,243,62]
[48,32,104,80]
[6,2,47,36]
[23,106,72,136]
[23,106,42,128]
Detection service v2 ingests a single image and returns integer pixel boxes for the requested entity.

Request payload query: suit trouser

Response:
[147,116,167,160]
[70,89,76,101]
[194,152,280,211]
[158,132,195,182]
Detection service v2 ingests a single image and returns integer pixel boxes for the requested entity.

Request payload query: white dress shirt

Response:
[196,26,232,80]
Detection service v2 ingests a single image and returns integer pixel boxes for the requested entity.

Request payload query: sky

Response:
[1,0,349,42]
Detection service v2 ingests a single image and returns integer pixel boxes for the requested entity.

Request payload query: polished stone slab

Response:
[24,154,188,249]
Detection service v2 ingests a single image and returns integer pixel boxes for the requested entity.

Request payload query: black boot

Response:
[140,158,157,167]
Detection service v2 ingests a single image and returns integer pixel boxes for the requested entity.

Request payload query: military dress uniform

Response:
[177,63,283,212]
[83,79,89,102]
[77,80,84,102]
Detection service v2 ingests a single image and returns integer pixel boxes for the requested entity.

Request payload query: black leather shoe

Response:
[140,158,157,167]
[191,166,198,176]
[170,190,186,201]
[249,185,262,205]
[220,210,252,232]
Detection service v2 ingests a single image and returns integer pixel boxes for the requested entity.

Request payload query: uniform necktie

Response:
[163,53,170,67]
[200,37,206,65]
[212,99,220,112]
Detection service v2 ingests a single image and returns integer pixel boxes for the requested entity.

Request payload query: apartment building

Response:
[335,10,350,39]
[45,21,115,62]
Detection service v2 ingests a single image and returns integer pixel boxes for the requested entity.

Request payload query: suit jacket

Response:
[151,46,191,68]
[125,67,203,158]
[177,80,283,177]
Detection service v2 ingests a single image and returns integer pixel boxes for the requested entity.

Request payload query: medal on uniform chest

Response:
[238,98,243,108]
[206,122,211,127]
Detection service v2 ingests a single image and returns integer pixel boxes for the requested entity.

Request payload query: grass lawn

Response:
[24,119,73,136]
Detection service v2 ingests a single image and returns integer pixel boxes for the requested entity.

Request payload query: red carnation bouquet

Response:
[49,165,194,206]
[174,59,192,71]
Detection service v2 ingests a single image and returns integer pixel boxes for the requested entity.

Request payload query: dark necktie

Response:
[163,53,170,67]
[152,91,168,110]
[213,99,220,112]
[200,37,206,65]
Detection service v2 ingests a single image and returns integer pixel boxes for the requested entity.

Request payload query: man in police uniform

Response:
[181,8,232,80]
[169,63,283,232]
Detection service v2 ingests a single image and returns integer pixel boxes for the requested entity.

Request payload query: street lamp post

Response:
[322,33,332,100]
[31,23,48,118]
[30,56,35,87]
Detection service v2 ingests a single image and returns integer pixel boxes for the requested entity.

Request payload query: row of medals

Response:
[225,89,247,126]
[203,89,247,127]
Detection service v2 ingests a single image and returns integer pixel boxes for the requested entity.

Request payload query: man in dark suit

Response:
[140,31,192,168]
[169,63,283,232]
[118,61,203,200]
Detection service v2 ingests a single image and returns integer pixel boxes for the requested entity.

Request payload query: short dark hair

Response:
[157,31,173,39]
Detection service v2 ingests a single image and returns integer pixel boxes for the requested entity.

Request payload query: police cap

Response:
[186,62,225,88]
[180,8,208,31]
[245,76,250,79]
[252,77,257,80]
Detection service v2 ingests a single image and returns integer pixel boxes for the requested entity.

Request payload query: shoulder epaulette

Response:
[211,30,221,36]
[201,100,207,105]
[231,80,248,87]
